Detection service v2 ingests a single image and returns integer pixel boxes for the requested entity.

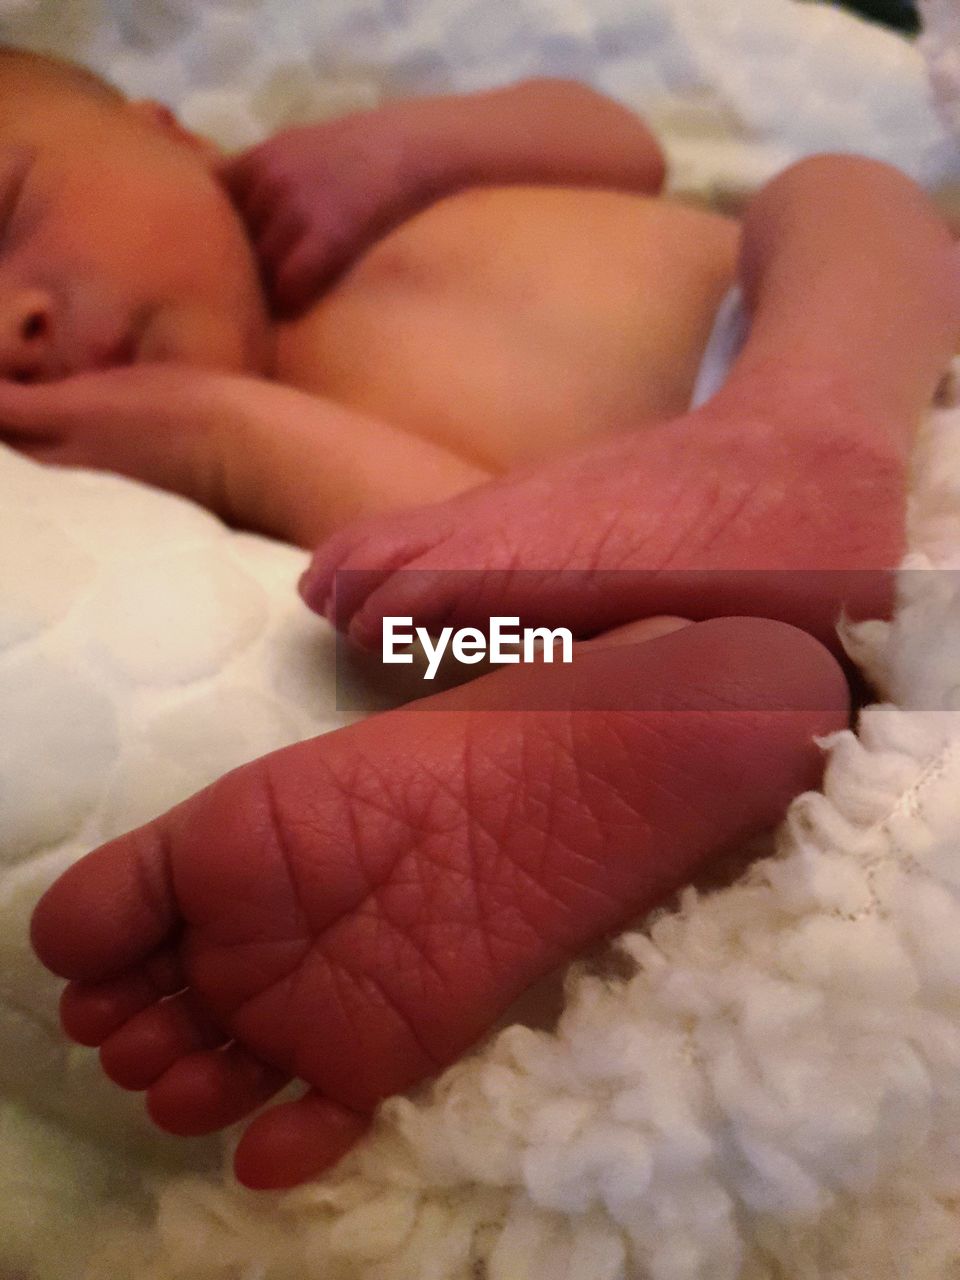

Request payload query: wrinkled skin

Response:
[300,373,905,651]
[32,617,847,1189]
[21,320,906,1197]
[21,86,957,1196]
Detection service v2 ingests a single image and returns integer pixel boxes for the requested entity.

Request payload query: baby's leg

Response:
[32,616,846,1190]
[299,155,960,647]
[300,383,903,652]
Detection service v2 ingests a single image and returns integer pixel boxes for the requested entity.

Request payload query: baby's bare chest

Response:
[275,187,740,470]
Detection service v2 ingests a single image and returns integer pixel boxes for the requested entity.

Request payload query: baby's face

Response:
[0,70,271,381]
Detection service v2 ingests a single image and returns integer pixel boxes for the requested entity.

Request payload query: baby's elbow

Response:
[513,77,668,192]
[513,75,605,104]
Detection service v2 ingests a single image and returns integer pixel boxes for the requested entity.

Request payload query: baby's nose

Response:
[0,288,55,382]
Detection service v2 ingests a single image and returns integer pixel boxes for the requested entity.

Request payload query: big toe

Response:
[233,1090,369,1190]
[298,505,449,627]
[31,826,177,982]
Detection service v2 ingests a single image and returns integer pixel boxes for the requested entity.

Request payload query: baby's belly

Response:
[275,187,739,471]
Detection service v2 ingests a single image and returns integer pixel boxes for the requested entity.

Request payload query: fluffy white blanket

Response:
[3,1,960,1277]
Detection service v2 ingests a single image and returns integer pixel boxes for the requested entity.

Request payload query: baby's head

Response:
[0,48,271,381]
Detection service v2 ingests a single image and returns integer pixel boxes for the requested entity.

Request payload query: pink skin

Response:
[31,616,848,1190]
[0,78,676,542]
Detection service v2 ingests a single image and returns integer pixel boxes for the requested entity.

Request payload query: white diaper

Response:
[689,284,749,409]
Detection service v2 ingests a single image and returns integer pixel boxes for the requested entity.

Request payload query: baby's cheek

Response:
[138,304,265,375]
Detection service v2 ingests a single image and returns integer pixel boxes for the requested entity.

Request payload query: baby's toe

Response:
[345,562,495,650]
[99,991,227,1091]
[233,1090,368,1190]
[146,1044,289,1137]
[31,827,178,982]
[299,508,456,627]
[60,947,187,1046]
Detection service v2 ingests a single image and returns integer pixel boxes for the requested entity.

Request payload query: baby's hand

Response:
[221,109,418,316]
[222,81,667,318]
[0,366,243,514]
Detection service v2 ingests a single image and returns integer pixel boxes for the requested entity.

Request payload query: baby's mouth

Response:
[86,307,154,371]
[92,332,137,369]
[6,309,150,382]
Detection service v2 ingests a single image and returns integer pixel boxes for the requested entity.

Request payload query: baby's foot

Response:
[31,618,847,1190]
[300,391,904,649]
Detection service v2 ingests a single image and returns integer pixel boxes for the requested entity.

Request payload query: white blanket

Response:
[3,1,960,1277]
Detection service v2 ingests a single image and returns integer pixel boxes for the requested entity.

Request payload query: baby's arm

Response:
[0,367,488,547]
[222,79,666,313]
[220,379,489,545]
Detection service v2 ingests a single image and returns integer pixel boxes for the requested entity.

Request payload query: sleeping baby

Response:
[13,47,960,1189]
[0,47,952,637]
[0,48,739,541]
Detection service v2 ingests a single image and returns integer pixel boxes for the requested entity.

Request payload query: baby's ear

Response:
[125,99,221,164]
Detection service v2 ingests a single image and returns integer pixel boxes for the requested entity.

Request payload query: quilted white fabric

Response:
[0,452,356,1278]
[1,0,957,190]
[2,1,960,1278]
